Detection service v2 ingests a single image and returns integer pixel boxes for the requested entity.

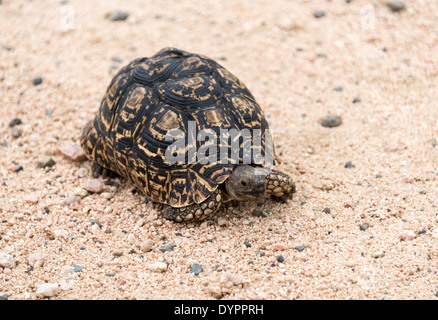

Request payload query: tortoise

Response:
[80,47,295,222]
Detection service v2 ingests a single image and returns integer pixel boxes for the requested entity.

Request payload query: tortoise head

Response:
[224,165,270,201]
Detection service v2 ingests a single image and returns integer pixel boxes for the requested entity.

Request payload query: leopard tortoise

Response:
[80,47,295,222]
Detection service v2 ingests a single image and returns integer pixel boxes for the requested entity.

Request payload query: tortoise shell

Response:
[81,47,279,207]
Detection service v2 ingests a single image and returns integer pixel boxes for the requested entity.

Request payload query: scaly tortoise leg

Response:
[265,170,296,202]
[91,161,119,179]
[164,188,223,222]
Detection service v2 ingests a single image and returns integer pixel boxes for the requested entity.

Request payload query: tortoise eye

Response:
[241,180,247,187]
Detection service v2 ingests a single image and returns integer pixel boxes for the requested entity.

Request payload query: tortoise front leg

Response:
[164,188,223,222]
[266,170,296,201]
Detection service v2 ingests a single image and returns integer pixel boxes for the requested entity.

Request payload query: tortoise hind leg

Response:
[266,170,296,202]
[91,161,119,179]
[164,189,223,222]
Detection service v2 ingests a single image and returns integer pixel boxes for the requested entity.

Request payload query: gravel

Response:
[321,115,342,128]
[38,155,56,168]
[191,263,203,275]
[11,127,22,138]
[160,244,177,252]
[36,283,59,298]
[32,77,43,85]
[344,161,355,169]
[106,11,129,21]
[8,118,21,127]
[386,1,406,12]
[313,10,326,18]
[69,265,86,273]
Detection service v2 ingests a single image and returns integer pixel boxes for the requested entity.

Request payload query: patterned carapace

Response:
[81,47,279,208]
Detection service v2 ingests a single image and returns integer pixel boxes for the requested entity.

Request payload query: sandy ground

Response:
[1,0,438,300]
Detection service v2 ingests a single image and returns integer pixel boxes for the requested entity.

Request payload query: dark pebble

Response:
[360,223,369,231]
[386,1,406,12]
[38,156,56,168]
[353,97,361,103]
[313,10,326,18]
[321,115,342,128]
[69,265,86,273]
[418,228,426,235]
[252,210,270,218]
[174,232,182,236]
[323,207,331,214]
[256,251,265,257]
[8,118,21,127]
[344,161,355,169]
[14,165,23,172]
[334,86,343,91]
[32,77,43,85]
[191,263,203,275]
[107,11,129,21]
[244,241,251,248]
[161,244,177,252]
[295,246,305,252]
[276,255,285,263]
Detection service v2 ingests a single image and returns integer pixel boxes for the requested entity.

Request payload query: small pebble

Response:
[252,210,270,218]
[312,179,335,190]
[295,246,305,252]
[38,156,56,168]
[11,127,22,138]
[400,230,416,241]
[323,207,331,214]
[256,251,265,257]
[344,161,355,169]
[140,239,154,252]
[36,283,59,298]
[191,263,203,275]
[32,77,43,86]
[276,255,285,263]
[0,252,15,268]
[24,194,39,204]
[65,195,77,205]
[149,262,168,273]
[160,244,177,252]
[57,141,87,161]
[360,223,369,231]
[321,115,342,128]
[8,118,21,127]
[69,265,86,273]
[313,10,326,18]
[352,97,361,103]
[334,86,343,91]
[81,179,103,193]
[418,228,426,235]
[373,251,385,259]
[386,1,406,12]
[14,165,23,172]
[244,241,251,248]
[107,11,129,21]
